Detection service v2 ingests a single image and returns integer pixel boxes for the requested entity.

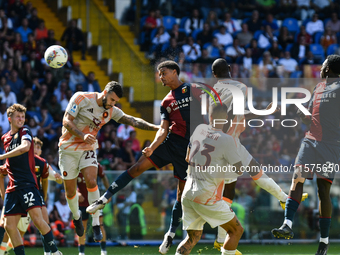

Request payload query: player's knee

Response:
[4,220,15,231]
[86,179,97,189]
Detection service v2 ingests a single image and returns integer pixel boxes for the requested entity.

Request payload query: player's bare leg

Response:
[64,178,84,236]
[272,166,306,239]
[81,166,102,242]
[87,155,153,213]
[315,178,332,255]
[0,210,8,254]
[29,207,61,254]
[219,216,244,254]
[4,215,21,250]
[78,219,88,255]
[175,230,202,255]
[99,216,107,255]
[159,180,185,254]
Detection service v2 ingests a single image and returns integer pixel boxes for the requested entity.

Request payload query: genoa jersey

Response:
[305,80,340,145]
[34,155,49,194]
[161,83,191,140]
[77,164,105,207]
[2,127,38,193]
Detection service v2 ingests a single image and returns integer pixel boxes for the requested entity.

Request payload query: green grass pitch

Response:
[15,243,340,255]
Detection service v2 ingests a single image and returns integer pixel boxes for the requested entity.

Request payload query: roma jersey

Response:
[59,92,124,151]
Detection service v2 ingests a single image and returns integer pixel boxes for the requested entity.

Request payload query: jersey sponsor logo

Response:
[103,111,108,118]
[92,117,101,127]
[70,104,77,113]
[87,108,94,114]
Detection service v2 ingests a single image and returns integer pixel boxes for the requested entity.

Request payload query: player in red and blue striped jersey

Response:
[272,55,340,255]
[0,104,62,255]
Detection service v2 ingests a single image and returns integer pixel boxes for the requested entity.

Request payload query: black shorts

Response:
[296,138,340,184]
[39,190,46,207]
[4,187,43,216]
[148,133,189,181]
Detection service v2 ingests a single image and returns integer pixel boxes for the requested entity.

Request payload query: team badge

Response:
[103,111,108,118]
[182,86,187,94]
[63,171,68,177]
[35,166,40,172]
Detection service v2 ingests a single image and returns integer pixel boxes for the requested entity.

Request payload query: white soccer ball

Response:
[44,45,68,68]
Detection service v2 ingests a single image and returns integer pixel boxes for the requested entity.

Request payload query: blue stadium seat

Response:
[179,16,188,29]
[242,18,250,24]
[191,29,202,41]
[139,16,148,44]
[161,42,170,52]
[150,28,158,40]
[285,43,293,52]
[162,16,177,30]
[314,31,323,44]
[327,44,339,55]
[302,18,311,27]
[309,44,325,62]
[282,18,299,33]
[203,42,211,49]
[323,18,331,28]
[254,30,263,40]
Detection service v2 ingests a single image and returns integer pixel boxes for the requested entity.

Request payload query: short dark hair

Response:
[326,54,340,74]
[105,81,123,98]
[157,60,180,75]
[212,58,230,78]
[210,104,228,120]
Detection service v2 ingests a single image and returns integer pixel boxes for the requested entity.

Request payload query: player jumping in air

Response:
[0,104,62,255]
[86,61,194,254]
[59,81,158,241]
[208,58,308,252]
[272,55,340,255]
[176,104,244,255]
[77,163,110,255]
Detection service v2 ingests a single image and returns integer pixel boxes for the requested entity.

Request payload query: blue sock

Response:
[319,217,331,238]
[79,244,85,253]
[41,233,51,252]
[13,245,25,255]
[104,171,134,200]
[284,198,300,222]
[169,200,182,233]
[0,226,5,243]
[42,230,58,253]
[100,241,106,251]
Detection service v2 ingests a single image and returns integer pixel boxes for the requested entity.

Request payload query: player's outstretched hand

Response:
[142,147,154,157]
[83,134,96,145]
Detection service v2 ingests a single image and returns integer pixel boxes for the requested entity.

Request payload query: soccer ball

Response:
[44,45,68,68]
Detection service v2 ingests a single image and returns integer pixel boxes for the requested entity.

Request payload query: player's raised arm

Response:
[0,139,31,160]
[117,114,159,131]
[142,119,169,157]
[62,112,96,145]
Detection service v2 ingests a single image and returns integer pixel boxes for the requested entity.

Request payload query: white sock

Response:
[217,226,227,243]
[254,173,288,202]
[87,186,101,226]
[320,237,329,244]
[284,219,293,229]
[79,253,85,255]
[0,242,8,255]
[175,253,182,255]
[44,252,51,255]
[66,194,80,220]
[168,231,175,238]
[221,247,236,255]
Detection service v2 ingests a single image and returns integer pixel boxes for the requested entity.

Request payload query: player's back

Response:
[59,92,124,151]
[183,124,241,205]
[210,79,247,139]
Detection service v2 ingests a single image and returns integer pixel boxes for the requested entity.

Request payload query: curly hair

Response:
[326,54,340,74]
[157,60,180,75]
[7,103,26,118]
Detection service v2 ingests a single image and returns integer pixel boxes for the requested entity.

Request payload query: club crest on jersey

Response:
[71,104,77,113]
[63,171,68,177]
[35,166,40,172]
[93,117,101,126]
[182,86,187,94]
[103,111,108,118]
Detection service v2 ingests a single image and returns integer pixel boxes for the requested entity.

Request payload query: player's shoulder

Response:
[1,131,11,141]
[20,126,32,135]
[34,154,46,164]
[72,91,94,105]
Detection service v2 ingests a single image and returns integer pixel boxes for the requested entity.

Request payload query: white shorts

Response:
[59,149,98,180]
[225,141,253,184]
[182,198,235,230]
[17,215,31,233]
